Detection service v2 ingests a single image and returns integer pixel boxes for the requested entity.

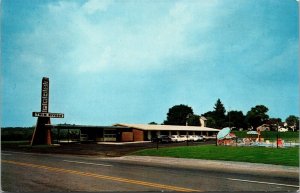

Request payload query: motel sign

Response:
[31,77,64,145]
[32,112,64,118]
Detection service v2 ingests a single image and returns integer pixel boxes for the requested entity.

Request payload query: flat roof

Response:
[46,123,220,132]
[114,123,220,132]
[45,124,128,129]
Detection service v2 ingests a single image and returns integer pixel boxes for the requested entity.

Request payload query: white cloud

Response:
[82,0,112,14]
[15,1,242,74]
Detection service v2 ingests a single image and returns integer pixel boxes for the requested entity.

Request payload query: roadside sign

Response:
[32,112,64,118]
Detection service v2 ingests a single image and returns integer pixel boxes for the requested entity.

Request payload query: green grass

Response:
[132,145,299,166]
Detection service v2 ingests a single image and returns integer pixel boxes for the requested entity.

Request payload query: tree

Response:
[202,111,214,118]
[187,114,200,126]
[202,111,216,128]
[245,105,269,129]
[226,110,246,129]
[148,122,158,125]
[213,99,226,128]
[285,115,299,131]
[214,99,226,120]
[201,99,227,129]
[266,118,282,131]
[164,104,194,125]
[205,117,217,128]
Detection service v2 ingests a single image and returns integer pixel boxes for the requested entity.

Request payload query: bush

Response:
[1,127,34,141]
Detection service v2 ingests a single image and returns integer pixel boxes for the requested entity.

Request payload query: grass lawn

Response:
[132,145,299,167]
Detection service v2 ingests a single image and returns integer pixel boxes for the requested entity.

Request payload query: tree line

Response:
[153,99,299,131]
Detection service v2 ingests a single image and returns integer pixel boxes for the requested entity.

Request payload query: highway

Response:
[1,151,299,192]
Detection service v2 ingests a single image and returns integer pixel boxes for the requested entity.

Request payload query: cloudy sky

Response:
[1,0,299,127]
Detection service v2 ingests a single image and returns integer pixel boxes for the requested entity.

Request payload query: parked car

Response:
[160,135,172,143]
[151,136,160,142]
[151,135,172,143]
[179,135,187,142]
[191,135,204,141]
[199,135,206,141]
[205,134,217,140]
[170,135,180,142]
[186,135,195,141]
[278,127,288,132]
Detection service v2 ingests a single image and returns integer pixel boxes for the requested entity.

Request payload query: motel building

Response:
[49,117,220,142]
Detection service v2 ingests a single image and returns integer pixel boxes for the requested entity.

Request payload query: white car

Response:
[199,135,206,141]
[194,135,204,141]
[186,135,194,141]
[189,135,204,141]
[179,135,187,142]
[170,135,180,142]
[278,127,288,132]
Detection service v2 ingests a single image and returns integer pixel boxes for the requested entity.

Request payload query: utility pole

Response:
[277,120,279,148]
[186,113,192,146]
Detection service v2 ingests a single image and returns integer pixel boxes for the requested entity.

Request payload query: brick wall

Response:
[133,129,144,141]
[121,132,133,142]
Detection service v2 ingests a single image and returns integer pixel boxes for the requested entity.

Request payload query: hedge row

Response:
[233,131,299,139]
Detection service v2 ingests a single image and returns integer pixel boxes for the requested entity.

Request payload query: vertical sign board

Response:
[41,78,49,113]
[31,77,64,145]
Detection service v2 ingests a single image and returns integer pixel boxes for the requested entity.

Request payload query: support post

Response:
[31,117,51,145]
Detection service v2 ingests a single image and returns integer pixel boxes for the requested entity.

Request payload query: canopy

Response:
[246,131,258,135]
[217,127,231,140]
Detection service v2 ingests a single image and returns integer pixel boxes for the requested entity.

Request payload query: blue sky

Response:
[1,0,299,127]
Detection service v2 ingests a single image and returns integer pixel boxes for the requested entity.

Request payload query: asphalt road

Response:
[1,151,299,192]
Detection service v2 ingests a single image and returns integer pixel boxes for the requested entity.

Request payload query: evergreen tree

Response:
[213,99,226,128]
[201,99,226,129]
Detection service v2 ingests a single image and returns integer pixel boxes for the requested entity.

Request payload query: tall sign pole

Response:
[31,77,64,145]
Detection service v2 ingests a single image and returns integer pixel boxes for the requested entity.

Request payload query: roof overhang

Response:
[45,124,128,130]
[113,123,220,132]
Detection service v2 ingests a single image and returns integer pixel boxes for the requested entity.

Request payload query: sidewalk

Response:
[102,155,299,178]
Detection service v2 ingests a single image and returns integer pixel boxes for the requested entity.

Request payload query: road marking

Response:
[63,160,112,167]
[226,178,299,188]
[2,160,200,192]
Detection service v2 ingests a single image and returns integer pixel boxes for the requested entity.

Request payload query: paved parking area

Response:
[1,140,215,156]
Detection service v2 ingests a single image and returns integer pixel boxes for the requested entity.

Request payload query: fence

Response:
[217,137,299,148]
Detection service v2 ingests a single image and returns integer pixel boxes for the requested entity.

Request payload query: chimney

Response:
[200,116,207,127]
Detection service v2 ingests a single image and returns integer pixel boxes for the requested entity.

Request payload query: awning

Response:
[217,127,231,140]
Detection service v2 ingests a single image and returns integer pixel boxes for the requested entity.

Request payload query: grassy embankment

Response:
[132,145,299,166]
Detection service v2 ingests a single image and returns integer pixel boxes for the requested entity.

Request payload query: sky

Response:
[1,0,299,127]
